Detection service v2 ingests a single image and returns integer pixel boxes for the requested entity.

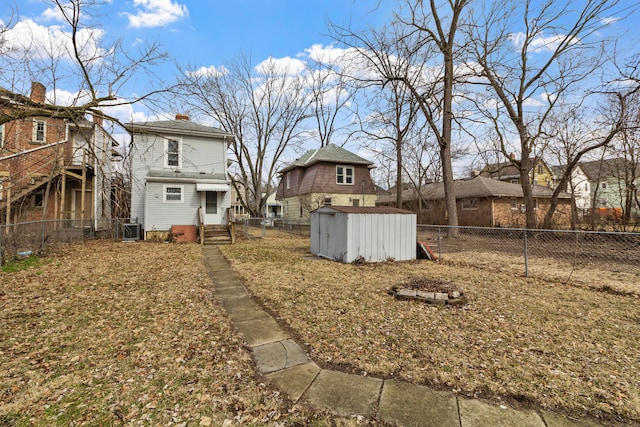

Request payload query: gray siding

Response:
[311,209,416,263]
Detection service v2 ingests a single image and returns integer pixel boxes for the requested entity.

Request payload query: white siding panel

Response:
[145,182,200,230]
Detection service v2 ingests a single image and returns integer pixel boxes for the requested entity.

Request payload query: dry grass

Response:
[221,233,640,426]
[0,241,380,426]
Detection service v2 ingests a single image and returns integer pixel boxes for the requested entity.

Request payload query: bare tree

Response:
[469,0,627,228]
[0,0,170,127]
[307,59,355,148]
[179,54,311,217]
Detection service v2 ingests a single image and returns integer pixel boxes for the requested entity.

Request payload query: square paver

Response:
[305,370,383,417]
[377,380,459,427]
[459,398,544,427]
[252,339,312,373]
[266,362,321,402]
[234,316,288,346]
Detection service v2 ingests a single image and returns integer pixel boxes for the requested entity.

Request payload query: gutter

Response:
[0,129,69,161]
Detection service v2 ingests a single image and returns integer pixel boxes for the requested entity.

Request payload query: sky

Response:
[3,0,639,179]
[4,0,396,116]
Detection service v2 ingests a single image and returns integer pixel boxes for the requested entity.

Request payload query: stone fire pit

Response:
[388,278,466,306]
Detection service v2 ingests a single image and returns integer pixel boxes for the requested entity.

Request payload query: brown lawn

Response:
[0,241,378,426]
[220,232,640,426]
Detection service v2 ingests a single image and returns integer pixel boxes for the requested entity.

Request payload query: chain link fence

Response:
[0,218,135,264]
[417,225,640,292]
[235,217,311,239]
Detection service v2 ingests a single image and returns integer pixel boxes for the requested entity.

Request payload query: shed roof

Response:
[315,206,414,214]
[279,144,374,174]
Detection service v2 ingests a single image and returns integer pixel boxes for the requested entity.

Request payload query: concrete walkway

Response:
[202,246,598,427]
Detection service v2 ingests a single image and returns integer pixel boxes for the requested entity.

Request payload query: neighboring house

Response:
[263,189,282,218]
[127,115,234,241]
[481,155,555,187]
[229,177,250,221]
[550,164,591,214]
[579,158,640,220]
[0,82,116,229]
[276,144,377,219]
[378,175,572,228]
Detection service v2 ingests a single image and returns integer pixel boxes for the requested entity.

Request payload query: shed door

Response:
[318,212,336,258]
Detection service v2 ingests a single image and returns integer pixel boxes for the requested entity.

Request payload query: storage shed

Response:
[310,206,416,263]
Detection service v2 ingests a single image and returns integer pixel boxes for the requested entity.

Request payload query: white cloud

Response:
[303,43,351,65]
[127,0,188,28]
[255,56,306,76]
[509,32,579,53]
[601,16,620,25]
[187,64,228,78]
[3,18,104,62]
[40,7,65,22]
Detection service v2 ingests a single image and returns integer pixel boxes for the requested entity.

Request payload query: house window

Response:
[0,124,4,147]
[510,179,519,184]
[32,191,44,208]
[601,182,607,189]
[299,205,303,217]
[601,199,608,207]
[163,185,184,203]
[537,164,543,174]
[165,138,181,168]
[510,198,518,209]
[352,199,360,207]
[534,199,539,210]
[324,197,332,206]
[206,192,218,214]
[462,198,479,210]
[285,201,288,214]
[33,120,46,143]
[336,165,354,185]
[286,173,290,190]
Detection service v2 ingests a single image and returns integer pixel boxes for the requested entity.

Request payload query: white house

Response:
[127,115,234,241]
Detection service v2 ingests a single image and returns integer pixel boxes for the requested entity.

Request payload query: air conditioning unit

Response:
[123,223,141,241]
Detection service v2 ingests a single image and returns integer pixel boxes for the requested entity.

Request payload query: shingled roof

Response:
[376,176,570,204]
[126,118,234,139]
[579,158,640,181]
[279,144,373,174]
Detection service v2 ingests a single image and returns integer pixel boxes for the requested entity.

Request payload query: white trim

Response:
[336,165,354,185]
[164,137,182,169]
[163,184,184,203]
[32,119,46,143]
[196,183,229,192]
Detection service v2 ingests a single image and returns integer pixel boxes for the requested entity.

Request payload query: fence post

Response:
[41,220,45,251]
[437,227,442,261]
[523,229,529,278]
[0,224,4,265]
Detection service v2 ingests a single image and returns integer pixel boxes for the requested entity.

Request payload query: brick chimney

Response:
[30,82,46,103]
[175,114,189,121]
[93,111,103,126]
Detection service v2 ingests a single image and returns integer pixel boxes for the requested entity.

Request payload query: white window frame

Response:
[286,173,290,190]
[324,197,332,206]
[164,138,182,168]
[462,198,479,210]
[336,165,354,185]
[163,185,184,203]
[533,199,539,210]
[510,198,518,210]
[33,119,46,143]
